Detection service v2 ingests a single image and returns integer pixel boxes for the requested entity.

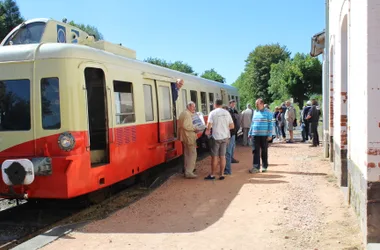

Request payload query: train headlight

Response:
[58,132,76,151]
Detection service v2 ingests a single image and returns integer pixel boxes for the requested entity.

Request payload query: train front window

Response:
[4,22,46,46]
[0,79,31,131]
[41,78,61,129]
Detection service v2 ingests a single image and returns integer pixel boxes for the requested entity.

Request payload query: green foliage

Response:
[233,43,322,113]
[144,57,198,76]
[269,99,284,111]
[268,53,322,109]
[244,43,291,104]
[0,0,24,42]
[232,72,249,107]
[144,57,170,68]
[200,68,225,83]
[170,61,197,75]
[232,43,290,109]
[69,21,104,41]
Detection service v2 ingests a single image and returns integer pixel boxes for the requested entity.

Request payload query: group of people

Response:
[178,83,321,180]
[178,98,240,180]
[271,99,321,147]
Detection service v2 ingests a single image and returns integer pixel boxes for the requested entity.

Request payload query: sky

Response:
[16,0,325,85]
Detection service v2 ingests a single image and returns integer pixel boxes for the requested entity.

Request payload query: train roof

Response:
[0,43,238,92]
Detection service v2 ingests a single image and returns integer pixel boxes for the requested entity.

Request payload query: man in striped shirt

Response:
[248,98,273,173]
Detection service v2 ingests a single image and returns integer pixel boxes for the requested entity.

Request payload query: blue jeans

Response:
[274,122,281,138]
[225,135,236,174]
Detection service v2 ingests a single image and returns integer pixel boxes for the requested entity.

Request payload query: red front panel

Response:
[0,120,190,199]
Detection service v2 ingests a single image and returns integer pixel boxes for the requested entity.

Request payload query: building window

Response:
[190,90,198,111]
[41,77,61,129]
[114,81,135,124]
[160,86,172,120]
[182,89,187,112]
[0,79,30,131]
[200,92,207,114]
[143,84,154,121]
[209,93,214,112]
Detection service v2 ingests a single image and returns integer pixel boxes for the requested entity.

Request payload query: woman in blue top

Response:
[248,98,273,173]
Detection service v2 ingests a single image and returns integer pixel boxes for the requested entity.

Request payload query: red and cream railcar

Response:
[0,18,239,199]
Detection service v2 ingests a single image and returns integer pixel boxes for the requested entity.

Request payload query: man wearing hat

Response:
[301,101,312,142]
[225,99,239,175]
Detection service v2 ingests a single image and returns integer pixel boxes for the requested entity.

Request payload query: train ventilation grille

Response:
[116,126,137,146]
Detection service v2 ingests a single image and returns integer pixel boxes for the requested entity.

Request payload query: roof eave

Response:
[310,30,326,57]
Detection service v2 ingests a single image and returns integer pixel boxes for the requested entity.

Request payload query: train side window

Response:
[114,81,135,124]
[209,93,214,112]
[200,92,207,114]
[182,89,187,112]
[41,77,61,129]
[190,90,198,111]
[143,84,154,121]
[160,86,172,120]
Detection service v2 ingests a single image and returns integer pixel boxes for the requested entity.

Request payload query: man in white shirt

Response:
[205,99,234,180]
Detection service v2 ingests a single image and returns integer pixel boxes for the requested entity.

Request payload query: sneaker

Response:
[232,159,239,163]
[249,168,260,174]
[262,168,268,173]
[204,175,216,180]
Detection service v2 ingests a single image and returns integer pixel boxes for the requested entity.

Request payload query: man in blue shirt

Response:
[248,98,273,173]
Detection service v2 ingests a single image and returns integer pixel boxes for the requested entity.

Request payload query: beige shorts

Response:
[287,121,294,131]
[210,138,229,157]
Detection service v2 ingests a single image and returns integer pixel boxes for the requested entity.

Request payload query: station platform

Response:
[37,142,363,250]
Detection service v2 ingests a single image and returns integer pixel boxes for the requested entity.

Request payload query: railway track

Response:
[0,153,200,250]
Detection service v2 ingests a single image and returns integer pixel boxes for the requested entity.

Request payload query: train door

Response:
[84,67,110,167]
[220,88,229,104]
[155,80,176,142]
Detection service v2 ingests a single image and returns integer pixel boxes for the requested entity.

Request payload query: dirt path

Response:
[42,142,363,250]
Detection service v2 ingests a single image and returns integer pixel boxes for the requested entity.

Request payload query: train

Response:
[0,18,240,200]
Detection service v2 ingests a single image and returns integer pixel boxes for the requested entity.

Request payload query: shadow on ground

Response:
[56,144,322,236]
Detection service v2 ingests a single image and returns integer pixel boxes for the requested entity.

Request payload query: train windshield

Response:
[0,79,31,131]
[3,22,46,46]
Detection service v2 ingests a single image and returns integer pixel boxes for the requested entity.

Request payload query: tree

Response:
[170,61,197,75]
[267,59,294,102]
[144,57,170,68]
[0,0,24,42]
[268,53,322,107]
[69,21,104,41]
[232,72,250,109]
[201,68,225,83]
[244,43,290,103]
[0,6,6,41]
[144,57,198,75]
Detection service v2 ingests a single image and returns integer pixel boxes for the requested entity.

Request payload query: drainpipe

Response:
[323,0,330,158]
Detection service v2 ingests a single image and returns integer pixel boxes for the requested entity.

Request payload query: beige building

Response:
[311,0,380,248]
